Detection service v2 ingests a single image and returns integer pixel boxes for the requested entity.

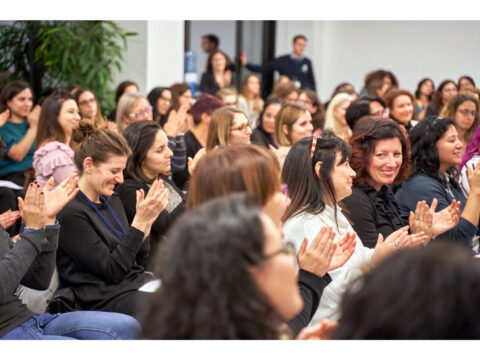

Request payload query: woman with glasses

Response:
[147,87,172,126]
[205,106,252,150]
[342,118,459,248]
[73,88,108,129]
[116,92,153,133]
[396,116,480,249]
[185,144,355,336]
[282,134,425,323]
[425,80,458,118]
[108,80,139,122]
[116,120,185,271]
[440,93,480,155]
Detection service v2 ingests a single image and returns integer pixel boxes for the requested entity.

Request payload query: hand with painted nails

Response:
[18,182,46,230]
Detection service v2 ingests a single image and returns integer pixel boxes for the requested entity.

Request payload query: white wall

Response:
[276,21,480,102]
[113,20,184,95]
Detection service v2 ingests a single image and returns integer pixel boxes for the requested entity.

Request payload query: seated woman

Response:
[184,145,354,336]
[323,93,354,139]
[459,124,480,196]
[396,116,480,248]
[440,92,480,155]
[56,122,169,318]
[384,89,418,132]
[298,89,325,134]
[342,118,459,248]
[141,194,307,339]
[282,135,426,322]
[108,80,139,122]
[1,175,141,340]
[273,103,313,168]
[425,79,458,118]
[0,80,41,187]
[458,75,476,90]
[333,242,480,339]
[414,78,434,121]
[115,92,153,133]
[199,50,232,95]
[33,90,80,188]
[147,86,172,125]
[237,74,264,127]
[251,98,284,149]
[117,121,185,270]
[205,106,252,151]
[73,87,108,129]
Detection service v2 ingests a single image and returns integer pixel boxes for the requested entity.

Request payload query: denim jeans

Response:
[1,311,141,340]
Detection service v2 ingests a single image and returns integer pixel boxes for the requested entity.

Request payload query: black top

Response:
[287,270,331,336]
[199,71,220,95]
[342,185,405,248]
[251,128,278,149]
[56,192,154,312]
[0,225,58,337]
[116,177,185,270]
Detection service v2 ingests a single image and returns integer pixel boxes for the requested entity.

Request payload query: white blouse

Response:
[283,204,374,323]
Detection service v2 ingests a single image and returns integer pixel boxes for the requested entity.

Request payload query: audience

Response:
[73,87,108,129]
[425,79,458,117]
[205,106,251,151]
[384,88,417,132]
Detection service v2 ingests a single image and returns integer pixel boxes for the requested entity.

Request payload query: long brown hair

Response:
[205,106,247,151]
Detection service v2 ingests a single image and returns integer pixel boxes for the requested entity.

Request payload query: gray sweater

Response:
[0,225,58,337]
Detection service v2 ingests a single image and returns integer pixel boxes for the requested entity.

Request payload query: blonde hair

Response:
[116,92,149,133]
[206,106,247,151]
[324,93,354,137]
[274,103,308,146]
[240,75,264,113]
[215,87,238,103]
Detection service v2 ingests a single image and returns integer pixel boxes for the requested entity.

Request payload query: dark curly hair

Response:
[333,241,480,339]
[349,117,410,186]
[409,116,456,185]
[282,134,351,228]
[139,193,283,339]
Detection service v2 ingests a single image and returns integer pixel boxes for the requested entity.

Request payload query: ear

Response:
[123,114,132,125]
[282,124,289,136]
[201,112,210,125]
[83,157,94,174]
[314,161,323,178]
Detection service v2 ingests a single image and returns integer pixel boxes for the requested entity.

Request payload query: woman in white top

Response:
[282,135,426,323]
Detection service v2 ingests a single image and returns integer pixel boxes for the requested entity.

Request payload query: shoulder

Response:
[116,178,147,194]
[34,142,73,160]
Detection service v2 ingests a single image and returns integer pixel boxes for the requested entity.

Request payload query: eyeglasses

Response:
[230,122,251,132]
[129,106,153,119]
[159,96,171,103]
[263,241,298,272]
[442,87,457,93]
[457,109,479,118]
[310,134,320,159]
[78,98,96,106]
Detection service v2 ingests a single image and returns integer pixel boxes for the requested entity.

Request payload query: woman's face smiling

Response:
[327,151,356,203]
[366,138,403,191]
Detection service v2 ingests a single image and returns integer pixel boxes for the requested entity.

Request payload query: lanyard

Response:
[80,191,127,242]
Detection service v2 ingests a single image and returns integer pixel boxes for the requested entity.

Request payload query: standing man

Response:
[201,34,219,55]
[240,35,316,91]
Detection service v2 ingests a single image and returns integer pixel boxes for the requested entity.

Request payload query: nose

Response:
[115,172,124,184]
[386,155,396,167]
[167,146,174,158]
[246,125,252,135]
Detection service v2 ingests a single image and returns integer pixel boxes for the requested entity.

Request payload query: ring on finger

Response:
[394,240,401,249]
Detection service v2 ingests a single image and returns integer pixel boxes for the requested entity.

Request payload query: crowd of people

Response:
[1,33,480,340]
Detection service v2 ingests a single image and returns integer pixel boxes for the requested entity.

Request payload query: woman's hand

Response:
[429,198,460,237]
[188,148,206,176]
[297,226,336,277]
[132,179,169,238]
[409,200,433,242]
[371,226,410,266]
[0,109,10,127]
[43,174,79,222]
[17,182,46,230]
[0,209,20,229]
[467,164,480,194]
[328,232,356,271]
[296,319,338,340]
[27,104,41,129]
[164,104,189,137]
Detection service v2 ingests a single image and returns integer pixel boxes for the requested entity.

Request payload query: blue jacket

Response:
[395,172,477,247]
[246,54,316,91]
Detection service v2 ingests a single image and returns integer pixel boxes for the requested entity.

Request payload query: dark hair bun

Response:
[72,119,96,143]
